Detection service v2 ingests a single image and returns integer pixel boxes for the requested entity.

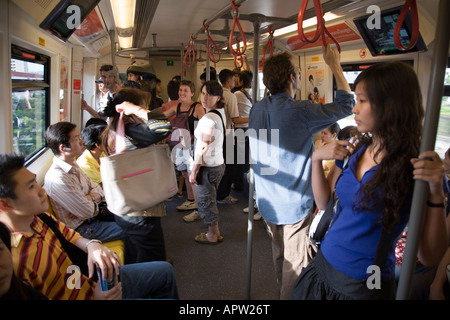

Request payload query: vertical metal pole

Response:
[245,18,260,301]
[180,45,184,81]
[205,30,211,81]
[396,0,450,300]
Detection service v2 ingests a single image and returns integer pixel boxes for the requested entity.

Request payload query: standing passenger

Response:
[163,80,206,222]
[233,70,253,191]
[189,81,226,244]
[291,61,448,300]
[248,44,354,299]
[216,69,240,205]
[102,88,173,264]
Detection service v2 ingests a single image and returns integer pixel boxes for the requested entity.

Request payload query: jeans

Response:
[120,261,179,299]
[76,218,124,243]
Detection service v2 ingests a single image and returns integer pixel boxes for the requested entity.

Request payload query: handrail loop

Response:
[393,0,419,51]
[202,21,221,65]
[183,35,196,68]
[297,0,341,52]
[233,37,243,69]
[234,54,244,70]
[229,0,247,57]
[261,26,275,66]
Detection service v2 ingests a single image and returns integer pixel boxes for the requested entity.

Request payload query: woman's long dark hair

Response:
[100,87,146,154]
[353,62,424,231]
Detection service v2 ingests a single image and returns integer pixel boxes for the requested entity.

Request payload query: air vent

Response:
[134,0,159,48]
[33,0,53,10]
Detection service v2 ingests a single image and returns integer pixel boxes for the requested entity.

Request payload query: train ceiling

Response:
[12,0,441,59]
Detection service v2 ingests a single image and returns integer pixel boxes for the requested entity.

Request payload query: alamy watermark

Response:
[66,5,82,30]
[66,265,82,290]
[171,128,280,176]
[366,265,382,290]
[366,5,381,30]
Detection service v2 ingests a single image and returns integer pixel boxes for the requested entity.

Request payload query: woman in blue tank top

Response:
[291,61,448,300]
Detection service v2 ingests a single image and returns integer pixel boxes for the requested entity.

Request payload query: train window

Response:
[11,45,50,163]
[435,57,450,158]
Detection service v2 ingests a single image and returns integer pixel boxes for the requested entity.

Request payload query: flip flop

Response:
[194,232,222,245]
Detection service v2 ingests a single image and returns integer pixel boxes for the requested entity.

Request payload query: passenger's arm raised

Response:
[322,44,351,93]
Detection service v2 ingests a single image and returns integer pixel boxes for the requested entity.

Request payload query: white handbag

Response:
[100,113,177,215]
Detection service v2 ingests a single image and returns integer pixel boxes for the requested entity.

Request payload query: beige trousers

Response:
[264,212,317,300]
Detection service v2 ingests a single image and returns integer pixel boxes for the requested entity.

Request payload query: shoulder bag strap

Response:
[189,102,199,117]
[208,109,226,160]
[373,227,394,272]
[176,102,182,115]
[37,213,94,279]
[114,112,127,155]
[208,109,225,135]
[240,89,252,103]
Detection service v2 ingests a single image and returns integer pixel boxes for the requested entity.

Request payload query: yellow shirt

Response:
[10,213,96,300]
[76,149,104,186]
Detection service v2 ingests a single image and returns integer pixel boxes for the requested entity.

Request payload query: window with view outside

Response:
[12,89,47,159]
[435,64,450,159]
[11,47,49,162]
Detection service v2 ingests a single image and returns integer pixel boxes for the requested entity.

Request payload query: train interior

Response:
[0,0,448,300]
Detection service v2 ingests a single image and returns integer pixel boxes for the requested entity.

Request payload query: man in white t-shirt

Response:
[217,69,241,204]
[233,70,253,191]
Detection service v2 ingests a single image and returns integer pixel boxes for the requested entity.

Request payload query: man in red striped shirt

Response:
[0,153,178,300]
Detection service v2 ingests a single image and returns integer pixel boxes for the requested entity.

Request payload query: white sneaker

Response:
[183,210,201,223]
[217,195,239,204]
[176,200,197,211]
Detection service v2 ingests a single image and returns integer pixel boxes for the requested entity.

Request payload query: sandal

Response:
[194,232,222,245]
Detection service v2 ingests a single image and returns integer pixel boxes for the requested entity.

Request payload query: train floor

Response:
[161,177,279,300]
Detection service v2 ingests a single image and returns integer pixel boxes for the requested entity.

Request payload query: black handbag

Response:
[312,192,339,247]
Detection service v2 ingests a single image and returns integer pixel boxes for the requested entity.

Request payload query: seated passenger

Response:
[44,122,123,243]
[0,153,179,300]
[0,221,48,300]
[77,123,107,187]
